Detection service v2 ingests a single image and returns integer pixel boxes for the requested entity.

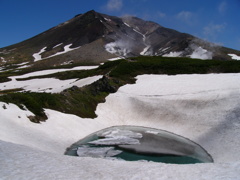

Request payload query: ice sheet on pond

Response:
[145,130,159,135]
[77,146,122,158]
[89,129,142,145]
[97,129,143,139]
[88,137,140,145]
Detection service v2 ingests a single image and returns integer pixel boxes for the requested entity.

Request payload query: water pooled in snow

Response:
[77,146,122,158]
[2,72,240,179]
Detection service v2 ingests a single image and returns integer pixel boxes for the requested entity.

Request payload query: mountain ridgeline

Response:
[0,10,240,69]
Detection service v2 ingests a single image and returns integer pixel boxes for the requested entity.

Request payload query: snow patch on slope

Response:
[140,45,151,56]
[33,47,47,61]
[53,43,63,49]
[104,17,111,22]
[32,44,80,61]
[124,22,131,27]
[108,57,122,61]
[46,44,80,59]
[228,54,240,60]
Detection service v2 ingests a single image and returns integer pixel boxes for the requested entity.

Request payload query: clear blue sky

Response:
[0,0,240,50]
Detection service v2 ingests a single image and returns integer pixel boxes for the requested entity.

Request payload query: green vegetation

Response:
[1,56,240,122]
[0,61,107,83]
[16,60,122,81]
[109,56,240,79]
[0,92,56,122]
[0,76,120,122]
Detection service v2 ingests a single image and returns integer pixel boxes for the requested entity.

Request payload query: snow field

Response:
[0,76,102,93]
[1,140,240,180]
[0,103,106,153]
[1,73,240,179]
[96,74,240,163]
[0,66,100,93]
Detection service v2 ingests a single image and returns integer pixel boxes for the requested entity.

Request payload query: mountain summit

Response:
[0,10,239,68]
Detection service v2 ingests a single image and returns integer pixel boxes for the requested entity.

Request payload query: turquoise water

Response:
[65,126,213,164]
[115,150,202,164]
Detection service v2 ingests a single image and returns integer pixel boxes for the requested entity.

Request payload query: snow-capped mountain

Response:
[0,10,240,69]
[1,10,240,180]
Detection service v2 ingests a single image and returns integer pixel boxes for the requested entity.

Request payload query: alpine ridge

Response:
[0,10,240,69]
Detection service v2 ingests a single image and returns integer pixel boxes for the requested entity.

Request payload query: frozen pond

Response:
[65,126,213,164]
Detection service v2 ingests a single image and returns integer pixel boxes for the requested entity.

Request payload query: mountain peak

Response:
[0,10,240,68]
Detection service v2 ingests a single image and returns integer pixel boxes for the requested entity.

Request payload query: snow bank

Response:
[1,140,240,180]
[0,103,106,153]
[1,73,240,179]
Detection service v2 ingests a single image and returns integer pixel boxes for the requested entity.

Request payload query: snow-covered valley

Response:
[1,72,240,179]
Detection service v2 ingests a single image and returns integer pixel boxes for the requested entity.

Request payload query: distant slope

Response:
[0,10,240,70]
